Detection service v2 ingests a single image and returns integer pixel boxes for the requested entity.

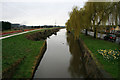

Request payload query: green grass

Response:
[80,34,120,78]
[2,28,48,78]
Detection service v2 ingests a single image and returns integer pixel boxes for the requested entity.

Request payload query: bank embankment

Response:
[79,38,112,78]
[25,28,60,41]
[79,34,120,78]
[31,41,47,78]
[2,27,61,79]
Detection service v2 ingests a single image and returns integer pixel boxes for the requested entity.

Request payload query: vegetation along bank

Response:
[2,27,61,79]
[66,1,120,79]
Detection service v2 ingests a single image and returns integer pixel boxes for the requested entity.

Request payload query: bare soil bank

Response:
[26,28,60,41]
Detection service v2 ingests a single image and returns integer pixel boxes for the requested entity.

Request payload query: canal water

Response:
[33,29,93,78]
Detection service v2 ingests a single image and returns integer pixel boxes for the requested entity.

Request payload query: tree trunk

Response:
[94,27,96,38]
[93,19,96,38]
[85,29,88,36]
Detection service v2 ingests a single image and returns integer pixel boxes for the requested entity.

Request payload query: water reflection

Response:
[66,33,86,78]
[66,32,105,78]
[54,32,57,35]
[33,29,104,78]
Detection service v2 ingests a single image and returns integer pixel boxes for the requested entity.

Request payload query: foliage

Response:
[80,34,120,78]
[66,2,120,39]
[1,21,11,31]
[2,27,61,78]
[2,30,44,78]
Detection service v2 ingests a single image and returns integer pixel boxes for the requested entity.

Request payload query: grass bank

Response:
[80,34,120,78]
[2,27,60,78]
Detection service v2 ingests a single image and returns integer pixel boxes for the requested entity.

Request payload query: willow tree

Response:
[66,7,84,38]
[95,2,110,37]
[84,2,94,35]
[86,2,119,38]
[69,7,79,38]
[66,1,120,39]
[66,19,71,32]
[83,2,101,38]
[119,2,120,25]
[111,2,120,26]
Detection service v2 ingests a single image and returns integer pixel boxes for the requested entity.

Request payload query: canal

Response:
[33,29,101,78]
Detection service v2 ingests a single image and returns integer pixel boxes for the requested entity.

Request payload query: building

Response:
[11,24,21,30]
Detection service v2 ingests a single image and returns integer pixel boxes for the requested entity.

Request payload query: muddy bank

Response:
[26,28,60,41]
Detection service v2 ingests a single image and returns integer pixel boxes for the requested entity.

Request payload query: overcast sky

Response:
[0,0,88,26]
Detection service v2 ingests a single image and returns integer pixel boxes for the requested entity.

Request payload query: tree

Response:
[66,2,120,39]
[1,21,11,31]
